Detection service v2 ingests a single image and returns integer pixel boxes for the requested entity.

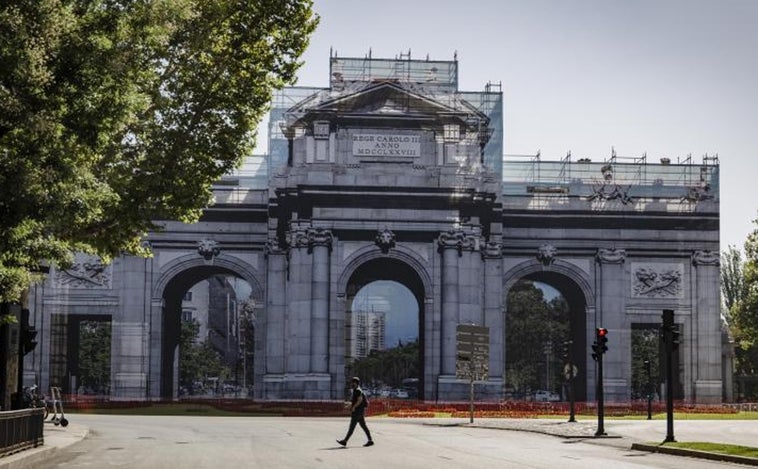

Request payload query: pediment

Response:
[287,82,486,123]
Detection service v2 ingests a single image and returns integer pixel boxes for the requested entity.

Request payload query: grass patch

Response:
[608,411,758,420]
[662,441,758,458]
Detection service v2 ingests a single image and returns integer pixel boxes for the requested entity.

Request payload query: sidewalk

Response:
[0,423,87,469]
[424,417,758,466]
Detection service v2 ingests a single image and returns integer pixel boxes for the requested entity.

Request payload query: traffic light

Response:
[591,328,608,361]
[661,309,680,351]
[597,328,608,353]
[671,324,681,351]
[20,309,38,355]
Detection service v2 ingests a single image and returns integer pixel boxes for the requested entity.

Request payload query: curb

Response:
[631,443,758,466]
[422,420,622,440]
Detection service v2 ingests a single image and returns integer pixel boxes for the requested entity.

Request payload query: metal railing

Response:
[0,408,44,458]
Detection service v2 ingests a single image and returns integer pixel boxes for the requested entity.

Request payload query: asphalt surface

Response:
[1,416,757,468]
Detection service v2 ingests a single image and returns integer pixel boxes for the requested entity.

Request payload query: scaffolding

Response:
[329,49,458,91]
[502,151,720,201]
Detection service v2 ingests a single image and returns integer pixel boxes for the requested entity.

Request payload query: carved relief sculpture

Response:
[197,238,221,260]
[682,167,715,203]
[375,228,396,254]
[632,263,684,298]
[587,164,634,205]
[537,244,557,266]
[56,255,112,289]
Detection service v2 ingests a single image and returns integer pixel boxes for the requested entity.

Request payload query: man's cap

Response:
[351,377,361,384]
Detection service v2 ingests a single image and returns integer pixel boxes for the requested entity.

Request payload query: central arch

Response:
[338,248,431,400]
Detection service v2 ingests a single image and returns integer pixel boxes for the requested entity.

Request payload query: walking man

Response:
[337,377,374,447]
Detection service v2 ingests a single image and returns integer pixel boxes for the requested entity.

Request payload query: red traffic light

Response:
[597,327,608,337]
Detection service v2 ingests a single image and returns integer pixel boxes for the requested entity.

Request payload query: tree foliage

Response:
[630,328,660,400]
[0,0,318,304]
[721,245,744,325]
[178,318,228,393]
[349,340,419,390]
[731,218,758,398]
[505,280,570,396]
[78,320,111,394]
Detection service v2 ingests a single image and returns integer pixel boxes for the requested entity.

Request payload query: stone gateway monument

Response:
[24,53,723,403]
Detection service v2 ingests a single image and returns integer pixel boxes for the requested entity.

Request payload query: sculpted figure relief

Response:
[375,228,396,254]
[197,238,221,260]
[56,256,111,289]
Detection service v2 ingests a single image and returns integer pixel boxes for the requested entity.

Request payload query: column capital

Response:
[482,241,503,259]
[438,229,465,252]
[287,228,310,250]
[307,227,333,252]
[265,237,287,256]
[596,247,626,264]
[692,250,719,266]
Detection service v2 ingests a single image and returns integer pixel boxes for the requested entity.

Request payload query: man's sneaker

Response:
[336,439,347,447]
[363,440,374,447]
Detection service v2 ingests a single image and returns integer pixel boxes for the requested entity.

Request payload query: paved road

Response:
[31,415,750,469]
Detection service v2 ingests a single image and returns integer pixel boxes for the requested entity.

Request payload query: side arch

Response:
[149,252,264,399]
[153,253,264,300]
[502,258,594,402]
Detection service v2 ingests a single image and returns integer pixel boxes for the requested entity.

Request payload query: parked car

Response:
[389,388,409,399]
[533,390,560,402]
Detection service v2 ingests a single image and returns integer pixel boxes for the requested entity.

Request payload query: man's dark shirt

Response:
[351,387,366,414]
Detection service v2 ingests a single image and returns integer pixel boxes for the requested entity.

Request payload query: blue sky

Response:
[261,0,757,252]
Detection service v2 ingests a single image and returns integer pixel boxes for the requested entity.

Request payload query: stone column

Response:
[458,226,482,325]
[265,239,287,376]
[483,241,504,386]
[595,247,627,401]
[692,250,722,403]
[308,228,332,373]
[438,230,463,376]
[285,224,312,374]
[148,298,163,399]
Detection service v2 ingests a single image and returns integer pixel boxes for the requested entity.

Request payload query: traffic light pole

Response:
[663,310,676,443]
[567,374,576,423]
[592,328,608,436]
[644,360,652,420]
[595,353,605,436]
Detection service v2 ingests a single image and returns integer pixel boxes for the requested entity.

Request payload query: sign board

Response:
[563,363,578,380]
[456,324,489,380]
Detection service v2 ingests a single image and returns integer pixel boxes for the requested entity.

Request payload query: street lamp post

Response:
[644,359,652,420]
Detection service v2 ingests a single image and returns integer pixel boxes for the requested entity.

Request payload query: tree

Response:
[0,1,318,310]
[78,320,111,394]
[349,340,420,390]
[505,280,570,397]
[721,245,744,326]
[178,318,228,394]
[630,328,659,400]
[732,218,758,398]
